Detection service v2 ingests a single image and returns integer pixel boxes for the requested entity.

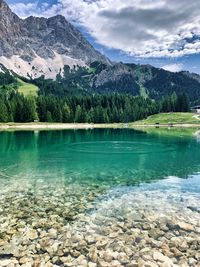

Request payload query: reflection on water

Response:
[0,129,200,187]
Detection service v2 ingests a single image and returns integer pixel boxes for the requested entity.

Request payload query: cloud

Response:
[162,63,183,72]
[10,2,38,17]
[10,0,200,58]
[10,2,62,18]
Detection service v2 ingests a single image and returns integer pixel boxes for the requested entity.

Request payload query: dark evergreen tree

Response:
[0,99,9,122]
[176,93,190,112]
[46,111,53,122]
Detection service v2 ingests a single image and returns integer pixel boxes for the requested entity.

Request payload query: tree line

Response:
[0,70,16,86]
[0,91,190,123]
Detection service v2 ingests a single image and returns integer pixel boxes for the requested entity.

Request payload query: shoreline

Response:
[0,122,200,130]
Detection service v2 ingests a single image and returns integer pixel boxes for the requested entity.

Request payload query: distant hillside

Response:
[89,63,200,101]
[32,62,200,103]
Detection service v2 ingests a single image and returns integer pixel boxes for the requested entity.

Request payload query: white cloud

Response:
[10,2,38,17]
[10,0,200,58]
[10,2,63,18]
[162,63,183,72]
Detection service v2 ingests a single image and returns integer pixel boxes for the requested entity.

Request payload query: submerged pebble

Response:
[0,178,199,266]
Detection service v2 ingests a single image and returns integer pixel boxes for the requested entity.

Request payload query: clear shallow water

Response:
[1,128,200,216]
[0,129,200,266]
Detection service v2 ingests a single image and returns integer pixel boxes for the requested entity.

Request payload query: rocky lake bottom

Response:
[0,175,200,267]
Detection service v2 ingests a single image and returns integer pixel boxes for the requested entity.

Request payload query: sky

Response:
[7,0,200,74]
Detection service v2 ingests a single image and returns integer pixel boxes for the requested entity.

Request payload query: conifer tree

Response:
[0,99,9,122]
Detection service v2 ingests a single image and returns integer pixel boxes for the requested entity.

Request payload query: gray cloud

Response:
[10,0,200,58]
[100,7,187,30]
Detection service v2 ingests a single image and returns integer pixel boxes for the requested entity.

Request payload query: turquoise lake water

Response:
[0,128,200,191]
[0,129,200,186]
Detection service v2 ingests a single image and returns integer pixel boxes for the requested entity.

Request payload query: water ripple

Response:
[68,141,175,154]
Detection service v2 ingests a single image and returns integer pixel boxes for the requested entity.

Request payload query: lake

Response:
[0,129,200,266]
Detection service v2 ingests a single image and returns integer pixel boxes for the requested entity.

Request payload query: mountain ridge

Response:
[0,0,109,78]
[0,0,200,102]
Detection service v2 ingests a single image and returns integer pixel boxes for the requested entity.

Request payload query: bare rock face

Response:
[0,0,23,57]
[21,14,107,64]
[0,0,109,78]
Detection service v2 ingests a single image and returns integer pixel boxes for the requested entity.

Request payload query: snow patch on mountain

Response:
[0,52,86,79]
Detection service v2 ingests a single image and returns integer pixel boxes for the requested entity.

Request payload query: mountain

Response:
[0,0,200,102]
[93,63,200,101]
[0,0,109,79]
[43,61,199,102]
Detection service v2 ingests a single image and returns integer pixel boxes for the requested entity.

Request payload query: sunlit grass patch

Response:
[17,79,39,97]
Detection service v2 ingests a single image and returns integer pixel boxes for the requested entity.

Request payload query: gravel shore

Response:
[0,123,200,131]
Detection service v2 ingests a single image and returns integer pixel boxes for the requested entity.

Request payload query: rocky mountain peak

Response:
[0,0,20,24]
[0,0,109,78]
[0,0,9,10]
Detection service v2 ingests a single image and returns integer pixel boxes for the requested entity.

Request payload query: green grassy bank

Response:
[132,112,200,125]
